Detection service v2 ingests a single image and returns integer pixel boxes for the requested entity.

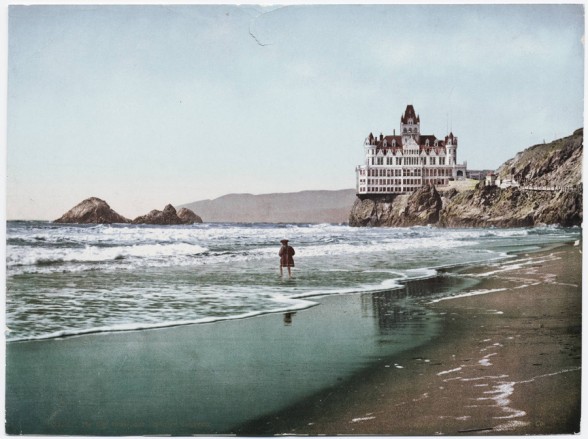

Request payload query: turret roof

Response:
[401,105,420,124]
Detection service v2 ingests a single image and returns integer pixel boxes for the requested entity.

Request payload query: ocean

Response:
[6,221,580,343]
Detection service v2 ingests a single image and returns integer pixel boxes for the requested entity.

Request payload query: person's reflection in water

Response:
[283,312,296,326]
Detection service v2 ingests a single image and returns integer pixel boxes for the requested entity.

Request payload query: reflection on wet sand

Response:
[364,274,479,334]
[283,312,296,326]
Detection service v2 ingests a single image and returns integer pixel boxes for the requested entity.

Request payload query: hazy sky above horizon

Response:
[7,3,584,220]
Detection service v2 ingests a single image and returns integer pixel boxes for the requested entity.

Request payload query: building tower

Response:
[445,132,457,166]
[400,104,420,143]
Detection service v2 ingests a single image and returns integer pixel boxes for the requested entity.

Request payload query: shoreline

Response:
[236,242,582,435]
[6,241,581,435]
[5,238,541,345]
[7,268,446,435]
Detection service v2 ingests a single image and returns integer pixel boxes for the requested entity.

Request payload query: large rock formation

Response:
[349,185,442,227]
[132,204,186,225]
[54,197,130,224]
[438,185,582,227]
[176,207,203,224]
[349,129,583,228]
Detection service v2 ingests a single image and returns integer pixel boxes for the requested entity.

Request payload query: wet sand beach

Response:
[238,243,582,435]
[6,242,581,435]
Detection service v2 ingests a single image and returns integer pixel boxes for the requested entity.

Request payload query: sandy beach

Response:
[6,242,581,435]
[238,242,582,435]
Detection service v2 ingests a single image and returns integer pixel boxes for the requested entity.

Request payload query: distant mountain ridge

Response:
[180,189,357,223]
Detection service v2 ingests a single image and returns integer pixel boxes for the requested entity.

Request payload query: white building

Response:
[356,105,467,195]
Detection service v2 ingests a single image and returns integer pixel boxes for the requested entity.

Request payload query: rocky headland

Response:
[54,198,202,225]
[349,129,583,228]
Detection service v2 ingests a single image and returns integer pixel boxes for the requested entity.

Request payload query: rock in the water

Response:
[54,197,130,224]
[132,204,186,225]
[176,207,203,224]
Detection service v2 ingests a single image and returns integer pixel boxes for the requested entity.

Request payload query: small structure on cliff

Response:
[356,104,467,196]
[485,172,497,186]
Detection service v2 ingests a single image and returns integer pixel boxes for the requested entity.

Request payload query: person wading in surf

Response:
[279,239,295,278]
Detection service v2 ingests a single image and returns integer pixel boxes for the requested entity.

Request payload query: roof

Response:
[400,104,420,124]
[445,132,457,142]
[372,133,446,154]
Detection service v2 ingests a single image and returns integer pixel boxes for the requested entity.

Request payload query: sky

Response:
[5,2,585,220]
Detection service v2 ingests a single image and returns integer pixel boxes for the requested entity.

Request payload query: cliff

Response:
[181,189,356,223]
[349,129,583,228]
[438,185,582,227]
[349,186,442,227]
[497,128,583,188]
[54,197,130,224]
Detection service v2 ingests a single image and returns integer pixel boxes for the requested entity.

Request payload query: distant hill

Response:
[180,189,357,223]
